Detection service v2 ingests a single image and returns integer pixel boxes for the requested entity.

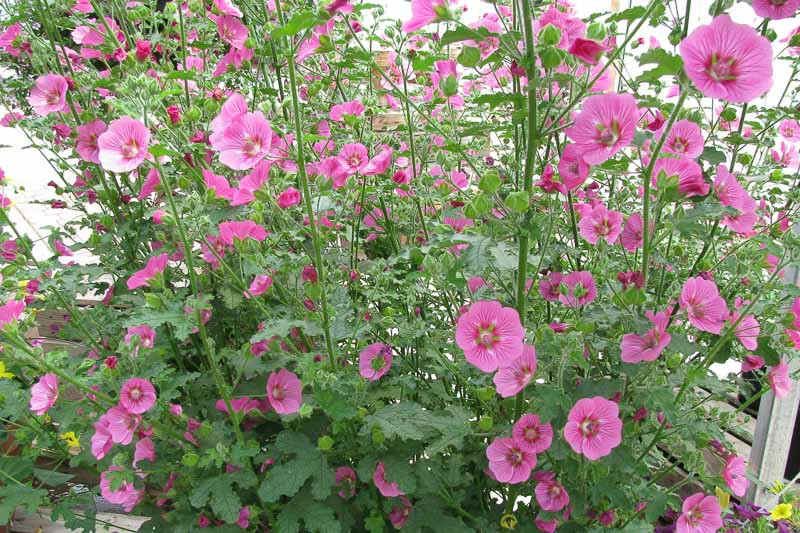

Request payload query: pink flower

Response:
[76,119,107,164]
[246,274,273,298]
[126,253,168,290]
[679,15,773,103]
[713,164,747,208]
[679,277,728,334]
[402,0,448,33]
[339,143,369,176]
[29,373,58,415]
[214,15,248,49]
[100,467,144,513]
[359,343,393,381]
[742,354,764,373]
[493,345,538,398]
[565,93,638,165]
[751,0,800,19]
[535,516,558,533]
[534,472,570,511]
[578,204,623,245]
[536,5,586,49]
[28,74,67,116]
[91,414,113,459]
[455,300,525,373]
[676,492,723,533]
[276,187,301,209]
[467,276,487,294]
[620,310,671,363]
[568,38,607,65]
[266,368,302,414]
[563,396,623,460]
[656,119,705,159]
[558,271,597,308]
[512,414,553,453]
[106,406,141,445]
[138,168,160,200]
[722,455,749,498]
[373,462,404,497]
[539,272,564,302]
[214,112,273,170]
[729,311,759,351]
[388,497,412,529]
[768,361,792,399]
[558,144,591,190]
[329,100,365,122]
[363,145,393,176]
[335,466,357,498]
[0,299,25,329]
[218,220,267,245]
[652,157,708,198]
[486,436,536,484]
[133,437,156,468]
[125,325,155,351]
[119,378,157,414]
[620,213,643,252]
[779,119,800,142]
[214,0,243,16]
[97,117,150,173]
[203,169,235,201]
[236,506,250,529]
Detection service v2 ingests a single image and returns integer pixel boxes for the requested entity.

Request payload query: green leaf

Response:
[364,401,433,441]
[424,406,472,456]
[699,146,727,165]
[457,46,481,68]
[275,490,341,533]
[622,520,655,533]
[271,11,320,39]
[0,485,47,524]
[257,431,334,502]
[189,471,253,523]
[33,468,74,487]
[607,5,646,21]
[314,386,358,420]
[123,302,194,340]
[636,49,684,83]
[755,336,780,366]
[439,26,493,46]
[645,491,668,523]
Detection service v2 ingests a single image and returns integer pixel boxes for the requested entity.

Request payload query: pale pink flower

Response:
[276,187,301,208]
[246,274,273,298]
[486,436,536,484]
[214,112,273,170]
[339,143,369,175]
[578,204,623,245]
[138,168,160,199]
[329,100,365,122]
[218,220,267,245]
[373,462,404,497]
[359,343,393,381]
[91,414,113,460]
[652,157,708,198]
[558,144,590,191]
[563,396,623,460]
[30,373,58,415]
[722,193,757,234]
[742,355,764,373]
[0,300,25,329]
[119,378,157,414]
[97,117,150,173]
[125,325,155,351]
[203,169,235,201]
[568,38,607,65]
[535,516,558,533]
[363,145,393,176]
[212,46,253,77]
[722,455,749,498]
[28,74,67,116]
[565,93,638,165]
[133,437,156,468]
[751,0,800,19]
[455,300,525,373]
[620,213,644,252]
[126,253,168,290]
[679,277,728,334]
[512,414,553,453]
[0,23,27,57]
[534,471,569,511]
[76,119,106,164]
[214,15,248,49]
[779,119,800,142]
[558,271,597,308]
[729,311,759,351]
[676,492,723,533]
[656,119,705,159]
[768,361,792,399]
[620,310,672,363]
[713,164,748,208]
[214,0,243,17]
[493,345,537,398]
[106,406,141,445]
[539,272,564,302]
[402,0,448,33]
[335,466,357,498]
[267,368,302,414]
[100,466,144,513]
[210,93,247,137]
[679,15,773,103]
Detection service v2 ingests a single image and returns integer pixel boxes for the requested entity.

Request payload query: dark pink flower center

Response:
[129,387,141,400]
[506,448,524,466]
[671,137,688,153]
[593,218,613,236]
[548,484,563,498]
[596,121,620,147]
[121,139,140,159]
[46,90,61,105]
[475,324,499,349]
[707,53,737,83]
[272,385,285,400]
[567,162,579,174]
[524,426,540,442]
[579,416,600,438]
[347,153,364,169]
[686,506,704,527]
[242,135,263,156]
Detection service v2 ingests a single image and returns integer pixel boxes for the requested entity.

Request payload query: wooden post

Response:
[746,260,800,506]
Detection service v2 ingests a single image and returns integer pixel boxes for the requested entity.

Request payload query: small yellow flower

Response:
[59,431,80,448]
[715,487,730,510]
[499,513,517,530]
[771,503,792,521]
[770,480,786,494]
[0,362,14,379]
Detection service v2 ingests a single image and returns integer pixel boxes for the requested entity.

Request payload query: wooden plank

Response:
[12,509,147,533]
